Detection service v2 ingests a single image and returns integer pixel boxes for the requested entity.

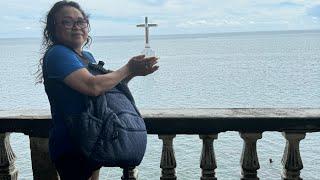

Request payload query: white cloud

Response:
[0,0,320,38]
[177,19,243,28]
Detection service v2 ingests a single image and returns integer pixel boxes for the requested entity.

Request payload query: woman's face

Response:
[54,6,88,50]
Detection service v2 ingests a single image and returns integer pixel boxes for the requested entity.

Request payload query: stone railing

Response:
[0,108,320,180]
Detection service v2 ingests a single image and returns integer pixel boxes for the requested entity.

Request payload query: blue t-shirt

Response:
[43,45,96,161]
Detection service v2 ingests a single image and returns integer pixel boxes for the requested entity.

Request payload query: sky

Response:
[0,0,320,38]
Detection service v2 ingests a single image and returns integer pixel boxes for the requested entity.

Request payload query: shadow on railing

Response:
[0,108,320,180]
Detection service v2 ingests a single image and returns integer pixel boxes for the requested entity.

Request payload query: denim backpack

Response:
[65,61,147,168]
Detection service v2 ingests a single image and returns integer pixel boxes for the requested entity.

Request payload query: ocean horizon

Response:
[1,29,320,40]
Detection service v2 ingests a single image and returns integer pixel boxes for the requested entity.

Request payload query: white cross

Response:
[137,17,157,48]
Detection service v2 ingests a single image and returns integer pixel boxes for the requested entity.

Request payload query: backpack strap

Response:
[87,62,141,116]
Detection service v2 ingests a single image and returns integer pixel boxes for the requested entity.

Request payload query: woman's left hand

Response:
[130,56,159,76]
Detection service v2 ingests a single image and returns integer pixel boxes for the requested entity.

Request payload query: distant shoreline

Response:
[1,29,320,40]
[95,29,320,39]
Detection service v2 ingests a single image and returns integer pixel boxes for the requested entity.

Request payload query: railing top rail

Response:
[1,108,320,119]
[142,108,320,118]
[1,108,320,136]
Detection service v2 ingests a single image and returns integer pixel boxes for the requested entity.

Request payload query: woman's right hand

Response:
[127,55,159,76]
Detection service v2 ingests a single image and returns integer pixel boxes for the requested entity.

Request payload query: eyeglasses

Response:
[57,18,89,29]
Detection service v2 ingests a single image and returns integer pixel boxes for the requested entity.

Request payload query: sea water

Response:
[1,30,320,179]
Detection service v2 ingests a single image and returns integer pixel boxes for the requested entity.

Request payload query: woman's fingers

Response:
[145,56,158,60]
[144,57,159,67]
[133,54,145,60]
[145,57,159,63]
[147,64,159,73]
[131,55,158,63]
[149,60,158,67]
[152,65,159,72]
[129,55,159,76]
[145,61,158,70]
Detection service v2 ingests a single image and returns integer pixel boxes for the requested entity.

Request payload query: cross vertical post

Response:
[137,17,157,57]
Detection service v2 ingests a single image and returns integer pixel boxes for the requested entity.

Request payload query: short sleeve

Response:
[44,45,84,81]
[83,51,96,63]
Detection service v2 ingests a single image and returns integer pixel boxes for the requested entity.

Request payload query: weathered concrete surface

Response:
[1,108,320,135]
[1,108,320,119]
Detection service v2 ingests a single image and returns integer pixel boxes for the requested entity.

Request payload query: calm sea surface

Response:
[1,31,320,179]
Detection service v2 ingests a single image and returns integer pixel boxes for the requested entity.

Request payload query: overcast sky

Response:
[1,0,320,38]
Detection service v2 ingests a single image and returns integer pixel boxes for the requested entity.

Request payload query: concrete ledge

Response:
[0,108,320,136]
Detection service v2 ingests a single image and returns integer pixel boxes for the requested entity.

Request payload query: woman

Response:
[37,1,158,179]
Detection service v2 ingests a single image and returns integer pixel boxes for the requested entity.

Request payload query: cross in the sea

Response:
[137,17,157,48]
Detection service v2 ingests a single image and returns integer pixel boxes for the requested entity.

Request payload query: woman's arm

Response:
[122,73,135,85]
[97,69,134,85]
[64,64,131,96]
[122,56,159,84]
[63,55,159,96]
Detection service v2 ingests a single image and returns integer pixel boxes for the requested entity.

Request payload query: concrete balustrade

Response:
[199,134,218,180]
[281,132,306,180]
[159,135,177,180]
[0,108,320,179]
[121,167,138,180]
[0,133,18,180]
[239,132,262,180]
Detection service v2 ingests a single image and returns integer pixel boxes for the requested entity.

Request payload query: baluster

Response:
[239,132,262,180]
[0,133,18,180]
[281,132,305,180]
[121,166,138,180]
[199,134,218,180]
[158,135,177,180]
[29,137,59,180]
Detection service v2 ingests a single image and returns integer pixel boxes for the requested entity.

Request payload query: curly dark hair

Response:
[35,0,91,84]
